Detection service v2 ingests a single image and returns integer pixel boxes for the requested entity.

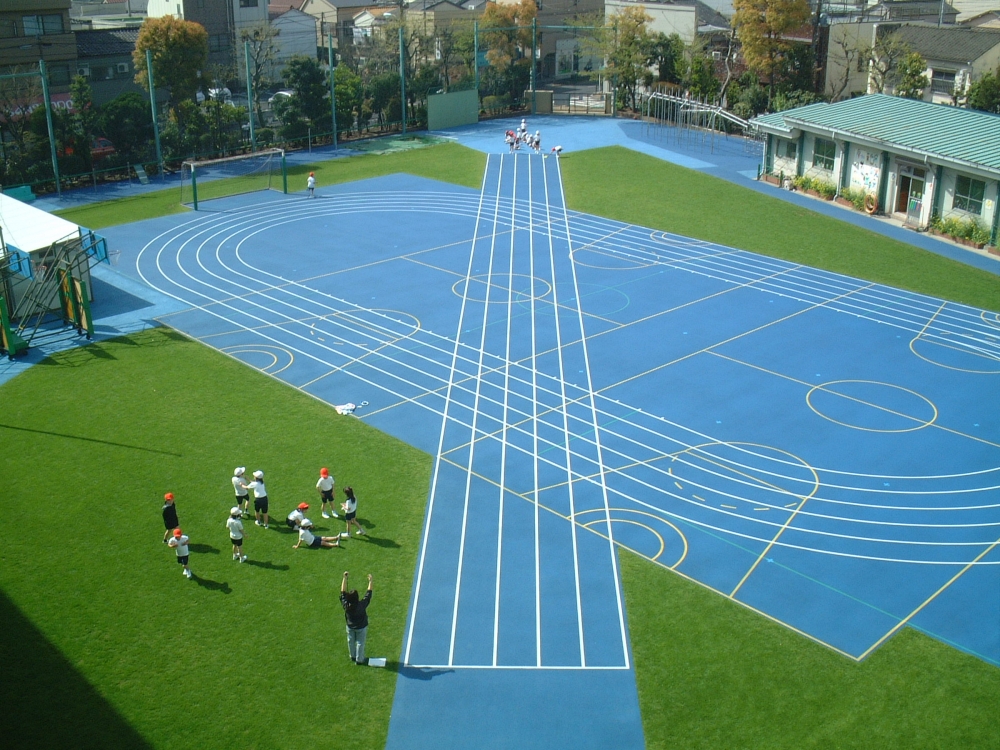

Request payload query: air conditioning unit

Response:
[78,65,90,77]
[711,50,721,60]
[117,62,129,73]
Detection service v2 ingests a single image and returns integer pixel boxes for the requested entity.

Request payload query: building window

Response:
[239,0,259,6]
[208,34,230,52]
[812,138,835,170]
[784,140,797,160]
[23,14,65,36]
[953,175,985,215]
[47,64,71,86]
[931,70,955,95]
[0,19,17,38]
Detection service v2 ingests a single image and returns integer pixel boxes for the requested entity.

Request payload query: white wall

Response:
[147,0,183,18]
[605,0,698,45]
[272,10,317,76]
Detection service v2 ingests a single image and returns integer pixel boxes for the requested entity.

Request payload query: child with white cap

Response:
[316,467,338,519]
[227,507,248,562]
[293,519,341,549]
[232,467,250,518]
[168,528,193,579]
[287,502,309,529]
[247,470,269,528]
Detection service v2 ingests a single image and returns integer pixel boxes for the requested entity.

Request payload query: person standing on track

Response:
[247,470,269,528]
[227,506,248,562]
[532,131,541,153]
[162,492,179,543]
[317,467,338,519]
[340,486,365,537]
[341,571,373,664]
[232,467,250,518]
[307,171,316,198]
[168,528,193,579]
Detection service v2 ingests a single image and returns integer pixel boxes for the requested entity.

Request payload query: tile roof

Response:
[753,94,1000,172]
[895,24,1000,63]
[75,27,140,58]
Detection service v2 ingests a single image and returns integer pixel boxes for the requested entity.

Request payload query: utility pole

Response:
[146,49,164,177]
[244,41,256,151]
[328,33,338,149]
[38,60,61,198]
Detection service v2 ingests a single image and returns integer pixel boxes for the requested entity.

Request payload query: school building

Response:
[753,94,1000,246]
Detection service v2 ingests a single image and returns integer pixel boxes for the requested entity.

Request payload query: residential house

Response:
[950,0,1000,22]
[496,0,606,82]
[962,9,1000,29]
[0,0,79,96]
[146,0,268,75]
[351,6,397,41]
[405,0,487,39]
[70,0,148,30]
[605,0,731,47]
[74,26,147,104]
[754,94,1000,245]
[270,6,318,75]
[300,0,386,48]
[889,25,1000,103]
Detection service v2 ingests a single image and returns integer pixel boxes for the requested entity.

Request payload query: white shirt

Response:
[168,535,190,556]
[298,527,316,545]
[232,475,249,497]
[247,480,267,498]
[317,475,334,492]
[287,509,304,526]
[227,517,244,539]
[307,176,316,189]
[343,496,357,514]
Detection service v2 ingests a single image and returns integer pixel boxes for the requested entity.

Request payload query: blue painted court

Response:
[95,152,1000,747]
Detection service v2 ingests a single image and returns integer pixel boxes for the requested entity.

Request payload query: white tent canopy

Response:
[0,193,82,255]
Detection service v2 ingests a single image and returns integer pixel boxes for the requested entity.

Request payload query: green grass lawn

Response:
[561,147,1000,312]
[0,328,431,750]
[620,551,1000,749]
[54,142,485,231]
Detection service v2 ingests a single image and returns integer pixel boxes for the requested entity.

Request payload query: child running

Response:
[227,506,248,562]
[167,528,193,579]
[293,519,341,550]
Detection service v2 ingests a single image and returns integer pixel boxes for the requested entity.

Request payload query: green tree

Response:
[648,32,685,83]
[732,0,811,104]
[727,71,768,118]
[273,56,331,140]
[479,0,536,103]
[70,76,99,170]
[866,31,910,94]
[98,92,153,163]
[895,52,928,99]
[966,66,1000,114]
[133,16,209,110]
[684,51,721,101]
[334,65,363,135]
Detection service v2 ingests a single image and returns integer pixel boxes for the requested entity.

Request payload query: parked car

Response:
[267,90,293,106]
[90,137,116,161]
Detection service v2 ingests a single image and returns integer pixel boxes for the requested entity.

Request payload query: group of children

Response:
[160,466,367,578]
[505,119,542,154]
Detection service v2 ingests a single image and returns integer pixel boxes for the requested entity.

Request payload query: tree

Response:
[240,22,278,127]
[648,32,685,84]
[684,50,721,101]
[70,76,99,169]
[967,66,1000,114]
[99,92,153,163]
[134,16,209,110]
[732,0,811,104]
[578,6,653,111]
[0,65,42,154]
[828,33,863,102]
[895,52,928,99]
[866,31,910,95]
[334,65,363,135]
[479,0,536,103]
[273,56,330,139]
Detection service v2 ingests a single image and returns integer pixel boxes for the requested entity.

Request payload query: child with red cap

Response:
[168,528,193,579]
[317,467,338,519]
[162,492,179,543]
[287,502,310,530]
[307,171,316,198]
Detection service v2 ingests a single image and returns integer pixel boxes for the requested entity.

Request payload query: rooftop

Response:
[895,24,1000,62]
[753,94,1000,172]
[75,26,139,58]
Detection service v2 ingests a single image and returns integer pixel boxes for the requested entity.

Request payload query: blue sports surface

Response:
[91,153,1000,748]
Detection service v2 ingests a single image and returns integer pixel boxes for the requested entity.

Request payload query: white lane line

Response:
[541,154,587,668]
[404,157,497,665]
[449,155,507,668]
[528,156,543,668]
[554,154,630,669]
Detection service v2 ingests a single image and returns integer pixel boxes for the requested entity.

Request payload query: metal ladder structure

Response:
[643,91,765,157]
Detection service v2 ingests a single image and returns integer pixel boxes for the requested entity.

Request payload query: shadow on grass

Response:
[0,589,153,749]
[0,423,182,456]
[244,559,290,571]
[191,575,232,594]
[188,543,219,554]
[359,535,400,549]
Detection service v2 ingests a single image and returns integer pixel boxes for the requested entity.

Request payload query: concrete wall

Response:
[825,23,875,101]
[427,88,478,131]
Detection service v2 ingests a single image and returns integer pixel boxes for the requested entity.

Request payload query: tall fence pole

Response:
[38,60,61,198]
[531,18,537,116]
[473,21,479,106]
[399,25,407,134]
[146,49,163,177]
[328,33,338,149]
[244,41,256,152]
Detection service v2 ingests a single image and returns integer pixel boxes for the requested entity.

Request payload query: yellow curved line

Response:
[583,518,666,561]
[806,379,937,433]
[450,273,553,304]
[909,336,1000,374]
[576,507,689,569]
[222,345,295,375]
[569,246,655,271]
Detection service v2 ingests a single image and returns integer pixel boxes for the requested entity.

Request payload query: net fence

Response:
[180,148,285,208]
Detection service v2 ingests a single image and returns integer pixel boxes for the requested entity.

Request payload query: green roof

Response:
[753,95,1000,172]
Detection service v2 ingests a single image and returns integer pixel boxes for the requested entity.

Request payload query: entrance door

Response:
[895,167,926,215]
